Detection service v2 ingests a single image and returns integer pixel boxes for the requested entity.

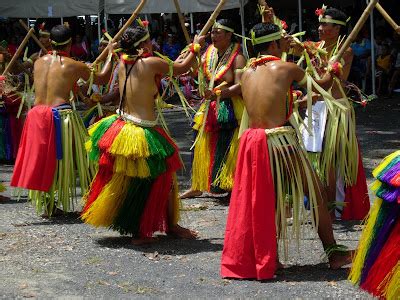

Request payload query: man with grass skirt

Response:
[221,23,353,280]
[11,25,115,217]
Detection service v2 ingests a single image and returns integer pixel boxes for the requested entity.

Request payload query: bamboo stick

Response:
[199,0,227,36]
[93,0,147,65]
[173,0,191,44]
[2,28,35,75]
[333,0,379,63]
[376,3,400,33]
[19,19,48,53]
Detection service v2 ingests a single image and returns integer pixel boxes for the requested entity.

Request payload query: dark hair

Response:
[120,26,149,55]
[216,18,237,42]
[251,23,280,57]
[50,25,72,50]
[323,7,348,36]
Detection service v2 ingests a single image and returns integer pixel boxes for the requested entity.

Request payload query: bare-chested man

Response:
[81,25,206,244]
[302,6,369,220]
[221,23,352,280]
[11,25,115,217]
[180,19,246,199]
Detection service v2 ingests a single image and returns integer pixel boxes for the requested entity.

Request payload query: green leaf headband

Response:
[212,22,234,33]
[39,30,50,37]
[249,29,282,45]
[319,17,351,26]
[316,4,350,26]
[51,38,72,46]
[133,32,150,47]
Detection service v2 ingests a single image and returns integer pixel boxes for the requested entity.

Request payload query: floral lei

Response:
[203,43,240,82]
[248,55,281,69]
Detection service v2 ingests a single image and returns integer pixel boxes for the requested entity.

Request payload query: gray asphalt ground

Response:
[0,95,399,298]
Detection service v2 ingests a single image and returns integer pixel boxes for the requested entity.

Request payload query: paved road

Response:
[0,96,398,298]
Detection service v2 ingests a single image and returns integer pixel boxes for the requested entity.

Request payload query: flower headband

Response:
[315,4,350,26]
[39,22,50,36]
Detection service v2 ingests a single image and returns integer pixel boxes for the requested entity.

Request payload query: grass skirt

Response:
[349,150,400,299]
[316,98,359,186]
[191,96,243,192]
[221,127,321,280]
[81,114,182,238]
[31,108,95,215]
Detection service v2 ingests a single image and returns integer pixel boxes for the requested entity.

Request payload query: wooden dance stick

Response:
[19,19,48,53]
[376,3,400,34]
[333,0,379,63]
[173,0,191,44]
[2,28,34,75]
[199,0,227,36]
[93,0,147,64]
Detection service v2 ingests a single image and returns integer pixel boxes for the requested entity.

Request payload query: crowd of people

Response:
[0,3,399,300]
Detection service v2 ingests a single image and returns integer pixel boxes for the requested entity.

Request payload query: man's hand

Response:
[193,35,206,47]
[106,42,117,55]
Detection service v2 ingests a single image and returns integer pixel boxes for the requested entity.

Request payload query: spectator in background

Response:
[71,34,89,61]
[162,34,181,60]
[376,43,393,96]
[388,46,400,96]
[7,36,18,56]
[349,30,371,89]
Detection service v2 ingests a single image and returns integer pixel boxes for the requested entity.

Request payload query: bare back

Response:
[34,55,90,106]
[118,57,160,121]
[241,60,303,129]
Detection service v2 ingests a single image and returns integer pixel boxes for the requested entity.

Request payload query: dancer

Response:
[81,25,205,244]
[81,35,120,127]
[221,23,352,280]
[11,25,114,216]
[349,150,399,299]
[302,6,370,220]
[180,19,245,199]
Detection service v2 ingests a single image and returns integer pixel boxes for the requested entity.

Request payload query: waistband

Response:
[264,126,295,136]
[54,103,72,111]
[116,109,158,127]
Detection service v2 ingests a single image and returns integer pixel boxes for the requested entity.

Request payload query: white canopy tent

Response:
[104,0,247,14]
[0,0,103,18]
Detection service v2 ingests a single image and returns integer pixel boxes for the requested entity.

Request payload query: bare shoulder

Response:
[234,52,247,69]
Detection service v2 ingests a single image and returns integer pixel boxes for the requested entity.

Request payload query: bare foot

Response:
[168,224,198,239]
[329,250,355,270]
[131,237,158,246]
[179,189,203,199]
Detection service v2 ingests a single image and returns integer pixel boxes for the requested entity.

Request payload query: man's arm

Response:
[291,62,334,92]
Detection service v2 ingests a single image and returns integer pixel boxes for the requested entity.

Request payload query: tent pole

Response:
[98,13,101,43]
[369,0,376,95]
[104,13,108,32]
[298,0,303,33]
[190,13,194,34]
[239,0,248,59]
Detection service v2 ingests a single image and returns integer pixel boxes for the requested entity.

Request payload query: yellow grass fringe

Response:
[191,131,211,191]
[348,198,383,284]
[109,123,150,158]
[114,156,150,178]
[81,173,130,227]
